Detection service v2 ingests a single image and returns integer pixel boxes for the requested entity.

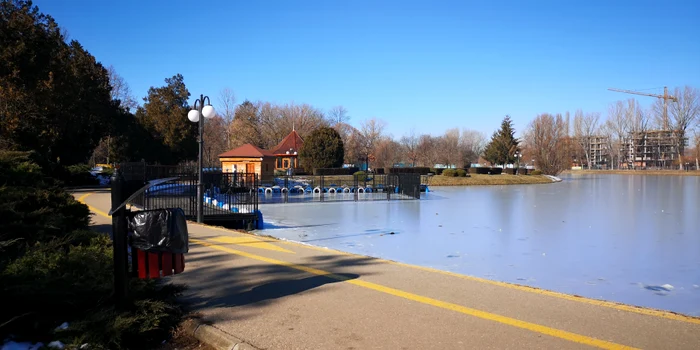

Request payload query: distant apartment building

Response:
[573,135,610,169]
[620,130,686,169]
[589,136,610,168]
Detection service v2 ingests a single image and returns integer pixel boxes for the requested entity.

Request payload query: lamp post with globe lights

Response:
[188,94,215,223]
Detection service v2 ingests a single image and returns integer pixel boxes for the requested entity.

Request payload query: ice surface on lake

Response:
[258,174,700,316]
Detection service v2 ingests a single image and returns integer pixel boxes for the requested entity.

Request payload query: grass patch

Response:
[427,174,553,186]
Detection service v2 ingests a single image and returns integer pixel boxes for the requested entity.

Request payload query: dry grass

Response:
[562,169,700,176]
[158,319,214,350]
[427,174,553,186]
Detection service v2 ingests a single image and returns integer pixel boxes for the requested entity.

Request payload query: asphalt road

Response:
[76,191,700,350]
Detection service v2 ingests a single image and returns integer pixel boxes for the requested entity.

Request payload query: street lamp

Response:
[188,94,215,223]
[514,151,522,173]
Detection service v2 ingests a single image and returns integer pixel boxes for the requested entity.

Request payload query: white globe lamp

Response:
[202,105,215,119]
[187,109,199,123]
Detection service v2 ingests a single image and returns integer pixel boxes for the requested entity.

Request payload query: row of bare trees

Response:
[205,88,490,170]
[523,85,700,174]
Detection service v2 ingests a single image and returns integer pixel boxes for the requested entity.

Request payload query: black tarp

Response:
[128,208,189,253]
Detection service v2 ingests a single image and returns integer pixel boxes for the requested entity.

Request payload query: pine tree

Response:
[483,116,519,166]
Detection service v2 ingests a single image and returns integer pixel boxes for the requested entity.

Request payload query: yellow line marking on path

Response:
[192,237,637,350]
[77,193,112,219]
[209,236,295,254]
[79,192,700,326]
[276,238,700,325]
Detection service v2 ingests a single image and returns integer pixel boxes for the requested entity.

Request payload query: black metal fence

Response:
[119,163,420,221]
[119,163,259,225]
[257,173,421,204]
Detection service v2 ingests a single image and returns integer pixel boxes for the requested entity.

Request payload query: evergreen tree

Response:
[483,116,519,166]
[135,74,196,164]
[1,0,118,165]
[299,127,345,170]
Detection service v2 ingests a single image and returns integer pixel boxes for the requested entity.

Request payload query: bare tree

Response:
[218,88,236,149]
[328,105,350,126]
[525,113,569,175]
[203,115,228,167]
[606,101,628,169]
[573,110,600,169]
[107,65,137,112]
[459,129,486,167]
[416,134,438,167]
[399,129,419,166]
[439,128,460,168]
[357,118,386,169]
[668,86,700,169]
[373,137,402,169]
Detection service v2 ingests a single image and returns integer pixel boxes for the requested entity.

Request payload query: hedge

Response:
[504,168,517,175]
[442,169,457,177]
[519,168,529,175]
[469,167,490,175]
[430,168,445,175]
[313,167,359,175]
[385,167,431,175]
[489,167,503,175]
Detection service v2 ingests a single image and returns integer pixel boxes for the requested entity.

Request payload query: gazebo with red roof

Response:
[270,129,304,172]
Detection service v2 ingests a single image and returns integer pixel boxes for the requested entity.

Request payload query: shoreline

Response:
[562,169,700,176]
[426,174,554,186]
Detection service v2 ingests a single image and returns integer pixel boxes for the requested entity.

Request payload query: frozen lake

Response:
[257,174,700,316]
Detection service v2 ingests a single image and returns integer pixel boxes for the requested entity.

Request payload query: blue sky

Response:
[35,0,700,138]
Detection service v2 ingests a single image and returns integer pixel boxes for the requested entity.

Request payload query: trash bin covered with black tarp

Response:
[128,208,189,253]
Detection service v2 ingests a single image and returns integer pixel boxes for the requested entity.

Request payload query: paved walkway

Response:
[76,191,700,350]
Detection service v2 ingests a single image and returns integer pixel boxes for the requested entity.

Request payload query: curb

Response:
[184,320,258,350]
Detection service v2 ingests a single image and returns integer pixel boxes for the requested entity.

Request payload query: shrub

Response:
[442,169,457,177]
[471,167,490,174]
[314,167,358,176]
[531,169,543,175]
[386,167,430,175]
[0,234,184,349]
[274,169,287,176]
[456,169,467,177]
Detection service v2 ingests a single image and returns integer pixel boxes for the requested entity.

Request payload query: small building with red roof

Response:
[218,129,304,179]
[218,143,276,180]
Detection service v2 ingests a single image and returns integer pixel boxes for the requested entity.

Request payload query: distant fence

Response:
[118,163,420,214]
[256,173,421,204]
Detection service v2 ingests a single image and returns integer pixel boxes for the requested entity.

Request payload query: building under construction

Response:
[621,130,686,169]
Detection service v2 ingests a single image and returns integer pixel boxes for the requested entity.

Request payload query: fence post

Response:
[320,175,325,202]
[354,174,358,202]
[110,168,129,308]
[387,174,391,201]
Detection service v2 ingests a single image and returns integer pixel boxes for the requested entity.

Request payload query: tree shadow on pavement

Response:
[223,273,358,307]
[173,242,380,323]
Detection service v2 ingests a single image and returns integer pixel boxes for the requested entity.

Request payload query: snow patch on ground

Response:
[544,175,562,182]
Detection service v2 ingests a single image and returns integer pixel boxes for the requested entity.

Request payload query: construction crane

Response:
[607,86,678,130]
